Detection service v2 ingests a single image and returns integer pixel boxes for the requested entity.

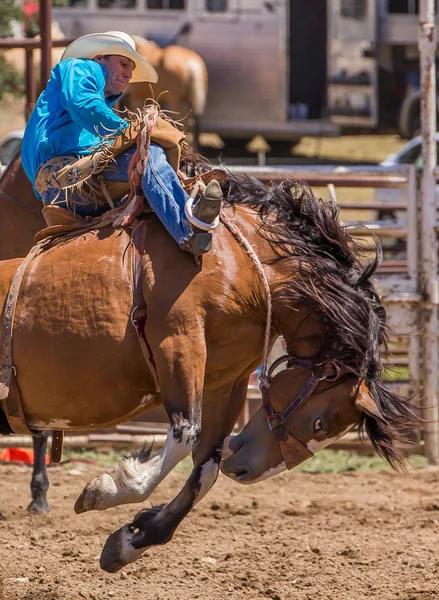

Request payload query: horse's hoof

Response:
[0,512,6,521]
[74,485,96,514]
[74,473,117,514]
[27,499,50,513]
[100,525,144,573]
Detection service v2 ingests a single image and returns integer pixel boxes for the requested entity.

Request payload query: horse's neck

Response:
[232,206,327,357]
[0,155,46,260]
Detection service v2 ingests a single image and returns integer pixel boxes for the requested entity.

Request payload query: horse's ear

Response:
[355,382,381,418]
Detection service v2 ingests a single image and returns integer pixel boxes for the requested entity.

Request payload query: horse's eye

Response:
[314,418,325,433]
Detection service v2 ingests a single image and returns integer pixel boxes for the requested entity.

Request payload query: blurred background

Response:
[0,0,428,165]
[0,0,437,457]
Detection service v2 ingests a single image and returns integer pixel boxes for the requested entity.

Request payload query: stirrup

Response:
[184,179,222,232]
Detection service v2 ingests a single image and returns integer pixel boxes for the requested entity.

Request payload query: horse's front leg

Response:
[27,431,50,513]
[75,334,205,514]
[99,377,248,573]
[74,410,195,513]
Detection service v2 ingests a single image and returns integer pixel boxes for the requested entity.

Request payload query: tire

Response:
[408,114,420,139]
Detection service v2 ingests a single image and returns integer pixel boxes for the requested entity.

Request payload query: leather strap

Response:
[261,353,358,470]
[179,168,227,192]
[0,244,43,435]
[278,433,314,470]
[131,221,160,393]
[51,430,64,464]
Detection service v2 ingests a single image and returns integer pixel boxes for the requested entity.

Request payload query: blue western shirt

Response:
[21,58,128,198]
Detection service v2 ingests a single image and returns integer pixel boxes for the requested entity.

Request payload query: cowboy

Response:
[21,31,222,256]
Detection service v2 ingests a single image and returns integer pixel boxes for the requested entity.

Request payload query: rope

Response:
[219,211,273,386]
[110,105,158,228]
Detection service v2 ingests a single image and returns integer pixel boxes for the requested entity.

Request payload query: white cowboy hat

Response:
[61,31,158,84]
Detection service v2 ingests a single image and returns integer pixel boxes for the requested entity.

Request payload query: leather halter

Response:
[260,355,356,470]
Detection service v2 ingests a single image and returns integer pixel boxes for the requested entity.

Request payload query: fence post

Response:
[24,48,36,119]
[419,0,439,463]
[39,0,52,90]
[406,166,421,411]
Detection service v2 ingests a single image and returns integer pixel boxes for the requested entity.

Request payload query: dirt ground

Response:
[0,462,439,600]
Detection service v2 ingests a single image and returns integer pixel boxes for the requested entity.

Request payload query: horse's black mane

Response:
[182,155,420,470]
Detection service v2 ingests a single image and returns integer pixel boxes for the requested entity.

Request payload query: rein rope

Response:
[110,105,158,228]
[219,212,273,382]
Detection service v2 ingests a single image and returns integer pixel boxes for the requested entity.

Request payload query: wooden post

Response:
[39,0,52,90]
[25,48,36,119]
[419,0,439,463]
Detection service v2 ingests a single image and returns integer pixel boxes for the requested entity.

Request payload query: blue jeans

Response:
[42,143,192,245]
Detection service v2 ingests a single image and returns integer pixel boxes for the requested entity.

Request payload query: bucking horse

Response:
[0,149,419,573]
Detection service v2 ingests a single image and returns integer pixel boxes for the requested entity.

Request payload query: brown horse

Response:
[0,163,419,572]
[0,155,50,516]
[124,35,208,147]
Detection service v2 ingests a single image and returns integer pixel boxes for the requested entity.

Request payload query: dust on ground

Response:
[0,462,438,600]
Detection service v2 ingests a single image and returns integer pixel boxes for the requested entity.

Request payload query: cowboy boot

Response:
[182,179,223,256]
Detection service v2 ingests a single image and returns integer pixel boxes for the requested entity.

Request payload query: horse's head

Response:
[221,356,380,483]
[219,178,421,483]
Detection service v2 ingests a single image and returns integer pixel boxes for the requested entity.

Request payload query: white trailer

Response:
[52,0,337,143]
[51,0,436,141]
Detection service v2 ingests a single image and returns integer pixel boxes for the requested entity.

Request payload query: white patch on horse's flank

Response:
[307,424,354,454]
[31,419,73,430]
[195,459,219,503]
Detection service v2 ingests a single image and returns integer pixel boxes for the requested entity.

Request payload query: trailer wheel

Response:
[408,114,420,139]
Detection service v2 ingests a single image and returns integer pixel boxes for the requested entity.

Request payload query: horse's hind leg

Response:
[27,432,50,513]
[99,378,248,572]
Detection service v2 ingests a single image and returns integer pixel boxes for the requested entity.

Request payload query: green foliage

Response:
[0,0,23,37]
[292,449,428,474]
[60,448,429,475]
[0,55,24,100]
[62,447,132,468]
[0,0,25,100]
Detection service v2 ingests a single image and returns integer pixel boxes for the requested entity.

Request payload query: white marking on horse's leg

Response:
[194,458,219,505]
[100,525,145,573]
[116,527,145,567]
[75,416,198,513]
